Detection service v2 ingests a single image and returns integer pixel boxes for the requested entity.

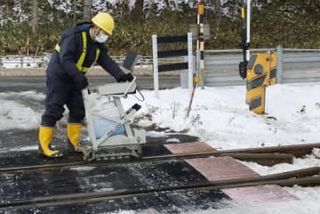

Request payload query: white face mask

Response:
[95,31,109,43]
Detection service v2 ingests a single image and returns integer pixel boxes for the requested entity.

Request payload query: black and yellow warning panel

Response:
[245,52,277,114]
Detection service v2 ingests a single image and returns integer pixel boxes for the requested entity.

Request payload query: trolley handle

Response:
[123,76,137,97]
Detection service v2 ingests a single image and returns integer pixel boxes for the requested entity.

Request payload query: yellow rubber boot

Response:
[38,126,63,158]
[67,123,82,152]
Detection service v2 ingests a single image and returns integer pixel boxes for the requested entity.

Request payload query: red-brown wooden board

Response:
[166,143,298,203]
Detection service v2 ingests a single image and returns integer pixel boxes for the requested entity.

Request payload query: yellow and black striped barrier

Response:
[245,52,277,114]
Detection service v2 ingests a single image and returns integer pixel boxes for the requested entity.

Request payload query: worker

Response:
[38,12,133,158]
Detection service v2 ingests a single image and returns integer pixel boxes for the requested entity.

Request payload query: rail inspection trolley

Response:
[79,52,146,160]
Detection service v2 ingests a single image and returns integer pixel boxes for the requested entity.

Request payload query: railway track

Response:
[0,142,319,212]
[1,167,319,210]
[0,142,319,172]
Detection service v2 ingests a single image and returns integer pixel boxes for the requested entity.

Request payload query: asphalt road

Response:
[0,75,181,92]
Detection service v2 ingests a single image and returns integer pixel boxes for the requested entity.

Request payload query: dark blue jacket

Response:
[48,22,124,81]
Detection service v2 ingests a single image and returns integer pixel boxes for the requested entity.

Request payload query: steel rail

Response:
[1,167,319,209]
[0,143,319,173]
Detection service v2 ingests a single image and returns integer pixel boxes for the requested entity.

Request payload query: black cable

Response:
[134,85,145,102]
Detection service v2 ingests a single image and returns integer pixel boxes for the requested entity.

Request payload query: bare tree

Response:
[31,0,38,34]
[131,0,144,22]
[83,0,92,20]
[208,0,222,31]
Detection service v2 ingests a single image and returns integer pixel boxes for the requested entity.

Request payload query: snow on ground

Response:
[228,149,320,214]
[243,148,320,175]
[186,198,320,214]
[0,56,50,69]
[0,82,320,213]
[122,83,320,150]
[0,91,43,130]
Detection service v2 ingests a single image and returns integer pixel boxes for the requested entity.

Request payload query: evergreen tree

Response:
[0,0,319,55]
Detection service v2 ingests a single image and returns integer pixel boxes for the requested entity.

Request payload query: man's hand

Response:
[118,73,134,82]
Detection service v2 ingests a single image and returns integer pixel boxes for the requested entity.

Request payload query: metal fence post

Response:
[276,45,283,84]
[187,32,193,94]
[152,34,159,98]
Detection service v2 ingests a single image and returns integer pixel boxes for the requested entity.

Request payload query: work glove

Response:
[118,73,134,82]
[74,73,88,90]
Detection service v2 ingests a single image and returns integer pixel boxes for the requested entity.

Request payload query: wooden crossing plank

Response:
[164,142,215,154]
[186,157,259,181]
[165,144,298,203]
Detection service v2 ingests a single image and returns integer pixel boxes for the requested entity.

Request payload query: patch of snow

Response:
[0,145,38,153]
[186,200,320,214]
[121,83,320,150]
[242,149,320,175]
[0,97,41,131]
[94,187,114,192]
[69,166,96,172]
[0,56,50,69]
[165,138,180,143]
[312,148,320,158]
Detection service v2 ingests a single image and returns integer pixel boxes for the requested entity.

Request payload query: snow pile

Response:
[121,83,320,150]
[243,149,320,175]
[0,91,43,130]
[1,83,319,148]
[0,56,50,69]
[187,199,320,214]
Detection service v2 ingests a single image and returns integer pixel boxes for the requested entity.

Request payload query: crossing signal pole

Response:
[186,0,205,118]
[239,0,277,115]
[239,0,251,80]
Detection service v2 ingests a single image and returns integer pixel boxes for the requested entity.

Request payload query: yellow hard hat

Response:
[91,12,115,35]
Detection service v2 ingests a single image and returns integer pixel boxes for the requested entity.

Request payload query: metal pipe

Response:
[152,34,159,98]
[246,0,251,62]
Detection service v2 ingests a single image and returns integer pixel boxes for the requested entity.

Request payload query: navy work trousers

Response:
[41,66,85,127]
